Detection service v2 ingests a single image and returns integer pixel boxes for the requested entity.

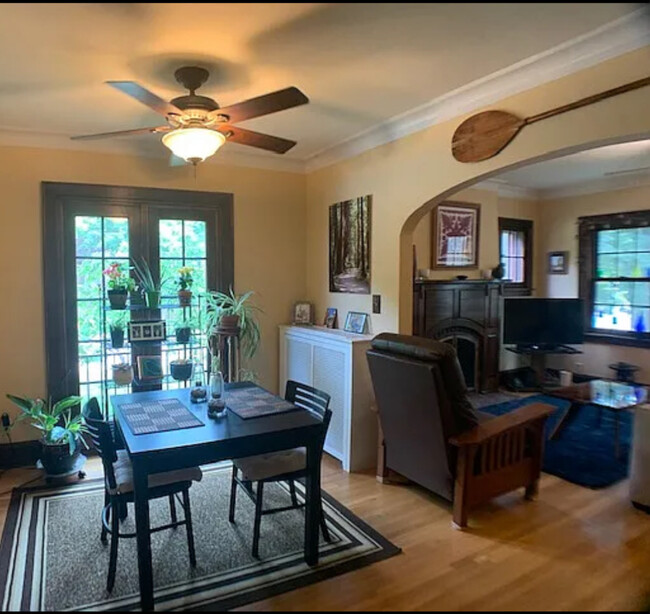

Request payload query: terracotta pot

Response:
[107,289,128,310]
[178,290,192,307]
[40,440,79,476]
[112,363,134,386]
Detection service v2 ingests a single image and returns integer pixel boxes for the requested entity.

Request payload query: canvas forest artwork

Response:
[329,195,371,294]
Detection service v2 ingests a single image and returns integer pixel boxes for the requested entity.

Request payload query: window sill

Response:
[584,331,650,349]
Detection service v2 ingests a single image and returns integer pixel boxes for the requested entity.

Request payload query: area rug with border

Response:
[480,394,632,489]
[0,463,400,611]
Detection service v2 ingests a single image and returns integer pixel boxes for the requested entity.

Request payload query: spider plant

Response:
[204,289,262,363]
[131,257,169,293]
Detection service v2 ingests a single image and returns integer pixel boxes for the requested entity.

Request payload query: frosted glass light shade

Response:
[162,128,226,163]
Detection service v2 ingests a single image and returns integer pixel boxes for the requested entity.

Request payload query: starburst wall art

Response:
[431,201,480,268]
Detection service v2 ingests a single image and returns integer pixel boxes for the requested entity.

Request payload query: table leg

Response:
[549,402,578,440]
[133,461,155,611]
[304,439,320,566]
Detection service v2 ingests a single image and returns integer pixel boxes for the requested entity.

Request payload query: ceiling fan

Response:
[71,66,309,164]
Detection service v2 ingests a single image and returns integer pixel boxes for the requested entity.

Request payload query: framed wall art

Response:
[548,250,569,274]
[431,201,480,268]
[128,320,167,343]
[329,195,371,294]
[136,355,163,381]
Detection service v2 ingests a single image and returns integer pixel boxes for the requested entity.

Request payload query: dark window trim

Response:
[578,208,650,349]
[498,217,533,296]
[42,182,234,398]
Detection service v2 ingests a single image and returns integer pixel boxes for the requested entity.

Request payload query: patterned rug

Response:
[0,464,400,611]
[481,395,632,489]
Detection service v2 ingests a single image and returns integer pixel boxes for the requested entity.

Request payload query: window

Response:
[43,183,233,407]
[499,218,533,294]
[579,210,650,347]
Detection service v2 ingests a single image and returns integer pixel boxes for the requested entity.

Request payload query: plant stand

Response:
[212,327,241,383]
[36,454,87,484]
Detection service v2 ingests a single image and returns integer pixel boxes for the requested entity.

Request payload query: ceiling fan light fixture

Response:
[162,127,226,164]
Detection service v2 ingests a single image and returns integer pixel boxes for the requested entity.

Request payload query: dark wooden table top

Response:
[548,379,647,410]
[111,381,323,459]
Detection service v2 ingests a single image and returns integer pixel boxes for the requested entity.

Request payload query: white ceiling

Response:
[0,3,644,166]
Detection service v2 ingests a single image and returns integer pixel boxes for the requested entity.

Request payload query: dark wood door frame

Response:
[42,182,234,398]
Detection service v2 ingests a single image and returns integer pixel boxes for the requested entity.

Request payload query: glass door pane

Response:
[158,218,209,389]
[74,215,131,408]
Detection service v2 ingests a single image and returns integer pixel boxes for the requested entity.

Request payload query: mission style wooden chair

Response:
[228,380,332,558]
[367,333,553,528]
[83,399,202,592]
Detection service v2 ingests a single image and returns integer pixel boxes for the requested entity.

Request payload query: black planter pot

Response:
[170,361,193,381]
[40,440,79,476]
[110,328,125,349]
[176,327,192,344]
[107,289,128,310]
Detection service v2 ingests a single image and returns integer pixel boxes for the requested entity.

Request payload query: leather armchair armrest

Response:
[449,403,554,447]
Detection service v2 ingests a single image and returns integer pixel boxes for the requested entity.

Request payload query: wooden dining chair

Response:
[83,399,202,592]
[228,380,332,558]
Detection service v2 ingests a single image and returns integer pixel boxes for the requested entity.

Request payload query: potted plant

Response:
[112,362,134,386]
[205,289,261,378]
[177,266,194,307]
[103,262,135,309]
[6,394,87,475]
[170,358,194,381]
[132,257,168,309]
[109,313,127,349]
[174,314,197,344]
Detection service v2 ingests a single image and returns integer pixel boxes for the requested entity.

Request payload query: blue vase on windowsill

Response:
[634,315,646,333]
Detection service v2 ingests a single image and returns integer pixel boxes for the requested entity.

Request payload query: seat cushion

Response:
[234,448,306,481]
[109,450,202,495]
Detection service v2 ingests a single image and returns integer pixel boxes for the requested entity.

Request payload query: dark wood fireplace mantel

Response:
[413,279,504,392]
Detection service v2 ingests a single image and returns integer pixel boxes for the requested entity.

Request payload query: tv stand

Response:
[506,345,582,391]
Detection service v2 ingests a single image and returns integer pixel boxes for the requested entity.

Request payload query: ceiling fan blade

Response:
[221,126,297,154]
[213,87,308,123]
[71,126,170,141]
[106,81,182,117]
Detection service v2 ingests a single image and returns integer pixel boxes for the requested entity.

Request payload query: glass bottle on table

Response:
[190,361,208,404]
[208,355,227,418]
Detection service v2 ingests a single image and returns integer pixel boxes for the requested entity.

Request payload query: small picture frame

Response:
[324,307,338,329]
[136,355,163,381]
[548,251,569,274]
[293,302,314,325]
[344,311,368,334]
[128,320,167,342]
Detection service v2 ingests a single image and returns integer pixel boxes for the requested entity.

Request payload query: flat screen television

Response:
[503,298,584,347]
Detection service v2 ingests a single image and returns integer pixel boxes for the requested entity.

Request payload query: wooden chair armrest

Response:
[449,403,554,447]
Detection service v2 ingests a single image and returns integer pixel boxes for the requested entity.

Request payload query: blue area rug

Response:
[480,395,632,489]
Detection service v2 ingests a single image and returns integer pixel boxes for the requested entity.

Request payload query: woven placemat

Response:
[118,398,203,435]
[226,387,299,419]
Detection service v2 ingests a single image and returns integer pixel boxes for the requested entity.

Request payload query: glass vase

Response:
[208,370,227,418]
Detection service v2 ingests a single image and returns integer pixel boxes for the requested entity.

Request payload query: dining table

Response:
[111,381,325,612]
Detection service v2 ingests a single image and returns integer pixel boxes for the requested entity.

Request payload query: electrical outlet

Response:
[372,294,381,314]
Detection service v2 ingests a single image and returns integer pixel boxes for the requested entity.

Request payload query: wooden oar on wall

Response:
[452,76,650,163]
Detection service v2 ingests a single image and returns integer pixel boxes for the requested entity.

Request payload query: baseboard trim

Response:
[0,440,40,469]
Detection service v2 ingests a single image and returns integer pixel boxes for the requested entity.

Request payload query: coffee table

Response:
[548,379,647,458]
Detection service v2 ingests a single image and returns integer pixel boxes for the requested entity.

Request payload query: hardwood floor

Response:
[1,454,649,611]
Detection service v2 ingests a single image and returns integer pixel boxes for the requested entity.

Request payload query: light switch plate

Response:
[372,294,381,314]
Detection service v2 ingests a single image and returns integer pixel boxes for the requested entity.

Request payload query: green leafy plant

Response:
[103,262,135,292]
[6,394,88,455]
[204,289,262,363]
[131,257,169,293]
[177,266,194,291]
[108,311,128,332]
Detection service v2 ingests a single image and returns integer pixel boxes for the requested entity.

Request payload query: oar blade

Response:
[452,110,525,163]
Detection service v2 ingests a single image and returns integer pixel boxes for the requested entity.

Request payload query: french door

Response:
[43,183,233,410]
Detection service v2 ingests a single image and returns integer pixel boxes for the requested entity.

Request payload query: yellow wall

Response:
[305,47,650,338]
[537,183,650,382]
[0,146,306,441]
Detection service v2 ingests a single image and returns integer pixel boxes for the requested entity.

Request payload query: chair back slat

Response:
[82,398,118,490]
[285,380,332,452]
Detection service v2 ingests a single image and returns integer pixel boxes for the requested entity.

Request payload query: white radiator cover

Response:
[279,325,376,472]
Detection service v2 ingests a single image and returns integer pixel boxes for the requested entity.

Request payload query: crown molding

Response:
[539,169,650,200]
[0,128,308,174]
[473,178,540,201]
[305,7,650,173]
